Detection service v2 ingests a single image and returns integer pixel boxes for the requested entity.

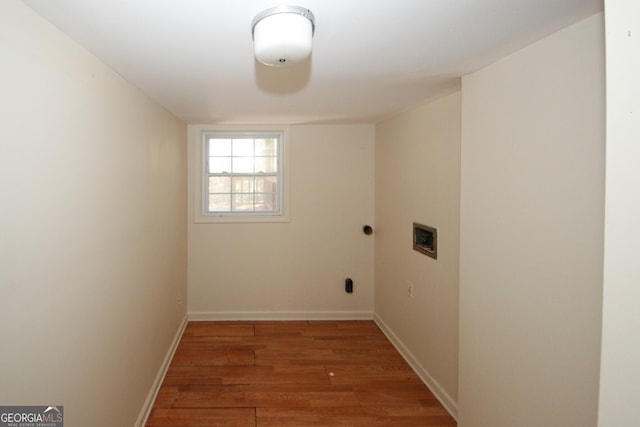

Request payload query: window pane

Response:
[233,194,254,211]
[208,138,231,156]
[201,132,283,218]
[255,193,277,211]
[255,176,277,193]
[232,157,254,173]
[255,157,277,173]
[208,194,231,212]
[209,157,231,173]
[209,176,230,193]
[255,138,277,156]
[233,139,254,156]
[232,176,254,193]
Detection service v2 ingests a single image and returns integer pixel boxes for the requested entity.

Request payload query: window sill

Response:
[194,212,290,224]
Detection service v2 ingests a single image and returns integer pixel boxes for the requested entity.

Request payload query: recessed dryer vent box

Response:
[413,222,437,260]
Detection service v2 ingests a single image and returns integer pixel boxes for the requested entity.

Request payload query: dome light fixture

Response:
[251,5,315,67]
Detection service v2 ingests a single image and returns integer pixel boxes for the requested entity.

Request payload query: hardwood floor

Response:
[145,321,457,426]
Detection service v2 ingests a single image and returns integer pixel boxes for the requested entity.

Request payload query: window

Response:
[191,125,289,223]
[205,132,281,214]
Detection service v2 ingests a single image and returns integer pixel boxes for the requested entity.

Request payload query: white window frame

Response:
[190,124,290,223]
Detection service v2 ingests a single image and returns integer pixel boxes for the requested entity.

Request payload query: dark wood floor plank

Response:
[146,320,457,426]
[146,408,255,427]
[254,321,309,336]
[172,348,255,366]
[254,347,335,366]
[163,366,224,386]
[326,364,423,385]
[256,407,456,426]
[330,348,408,365]
[183,322,255,337]
[175,336,268,354]
[172,384,359,409]
[255,335,317,351]
[150,386,178,409]
[163,365,331,387]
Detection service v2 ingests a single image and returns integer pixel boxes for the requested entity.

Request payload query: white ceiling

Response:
[23,0,603,124]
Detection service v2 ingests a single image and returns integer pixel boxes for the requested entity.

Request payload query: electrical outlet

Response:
[406,281,414,298]
[177,297,183,305]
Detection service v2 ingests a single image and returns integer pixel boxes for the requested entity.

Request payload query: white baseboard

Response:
[135,313,188,427]
[373,312,458,421]
[188,310,374,321]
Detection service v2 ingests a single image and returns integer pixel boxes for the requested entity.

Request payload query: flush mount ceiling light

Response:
[251,5,315,67]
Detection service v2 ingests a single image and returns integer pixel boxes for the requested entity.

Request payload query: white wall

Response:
[458,14,605,427]
[374,91,461,416]
[188,124,375,319]
[0,2,187,426]
[598,0,640,425]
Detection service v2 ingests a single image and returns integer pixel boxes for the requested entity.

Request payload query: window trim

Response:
[191,124,290,224]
